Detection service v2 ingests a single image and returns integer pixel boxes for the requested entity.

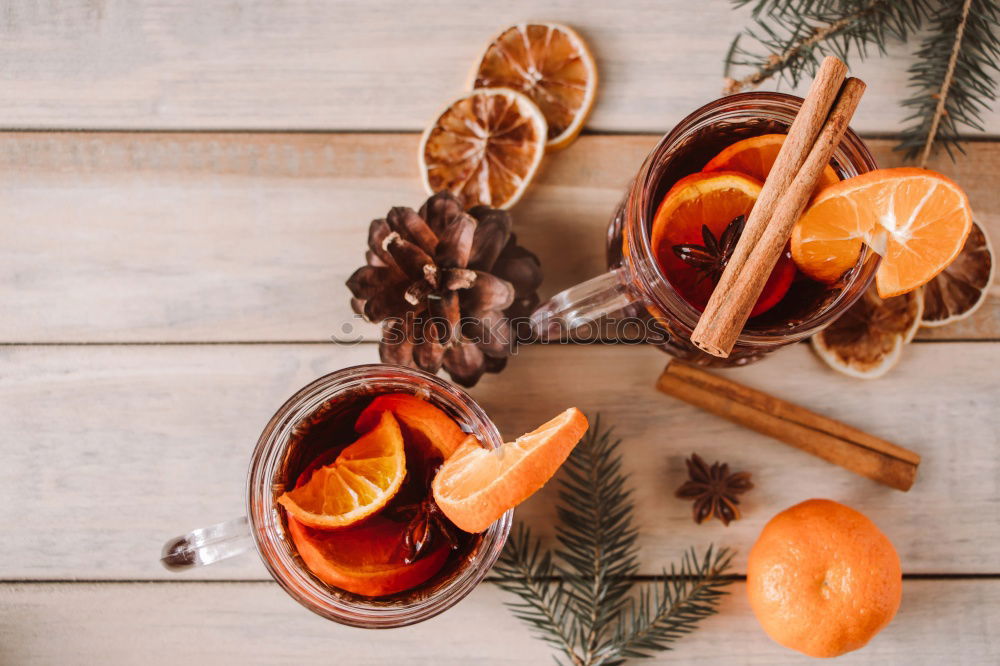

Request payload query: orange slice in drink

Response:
[277,411,406,529]
[471,23,597,150]
[287,516,449,597]
[419,88,547,209]
[432,408,589,533]
[649,171,794,316]
[703,134,840,197]
[791,167,973,297]
[355,393,467,460]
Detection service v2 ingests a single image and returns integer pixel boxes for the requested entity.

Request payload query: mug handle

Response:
[530,267,637,340]
[160,516,254,571]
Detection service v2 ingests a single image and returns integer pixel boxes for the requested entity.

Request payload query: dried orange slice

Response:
[791,168,973,297]
[812,286,923,379]
[702,133,840,197]
[288,516,449,598]
[471,23,597,150]
[921,219,994,327]
[355,393,467,460]
[277,411,406,529]
[419,88,547,210]
[432,408,589,533]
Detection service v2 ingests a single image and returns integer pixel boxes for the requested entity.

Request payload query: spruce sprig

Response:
[898,0,1000,164]
[723,0,999,162]
[493,416,735,665]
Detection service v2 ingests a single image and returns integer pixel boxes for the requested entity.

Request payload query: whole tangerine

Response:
[747,499,902,658]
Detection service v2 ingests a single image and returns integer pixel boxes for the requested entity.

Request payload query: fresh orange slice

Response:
[471,23,597,150]
[702,134,840,197]
[651,171,762,251]
[419,88,547,210]
[432,408,589,533]
[287,516,448,597]
[791,167,973,297]
[355,393,467,460]
[649,171,794,316]
[277,411,406,529]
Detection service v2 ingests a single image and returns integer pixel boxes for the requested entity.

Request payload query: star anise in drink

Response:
[672,215,746,284]
[675,453,753,526]
[392,493,461,564]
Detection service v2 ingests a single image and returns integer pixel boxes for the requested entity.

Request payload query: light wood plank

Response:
[2,343,997,580]
[1,579,996,664]
[2,132,997,343]
[3,1,998,136]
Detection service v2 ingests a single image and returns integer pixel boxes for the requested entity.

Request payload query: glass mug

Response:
[161,364,512,628]
[531,92,881,366]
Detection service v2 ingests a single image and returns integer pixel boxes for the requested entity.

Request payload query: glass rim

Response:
[623,91,880,347]
[245,363,512,628]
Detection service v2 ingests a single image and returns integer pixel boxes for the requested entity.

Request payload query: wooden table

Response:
[2,2,998,664]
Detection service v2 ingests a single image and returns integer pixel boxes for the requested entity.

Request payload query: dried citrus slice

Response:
[432,408,589,533]
[791,167,973,297]
[355,393,467,459]
[702,133,840,197]
[811,286,924,379]
[920,219,994,327]
[471,23,597,150]
[419,88,547,210]
[277,411,406,528]
[287,516,448,598]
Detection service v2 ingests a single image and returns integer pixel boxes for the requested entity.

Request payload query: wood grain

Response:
[2,579,996,664]
[1,132,997,343]
[2,342,997,580]
[3,1,997,136]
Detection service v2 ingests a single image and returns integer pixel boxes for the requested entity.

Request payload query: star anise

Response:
[675,453,753,526]
[390,480,462,564]
[672,215,746,284]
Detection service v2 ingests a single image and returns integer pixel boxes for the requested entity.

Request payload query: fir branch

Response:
[494,416,735,665]
[494,523,582,663]
[554,416,639,663]
[897,0,1000,164]
[724,0,931,93]
[607,547,736,661]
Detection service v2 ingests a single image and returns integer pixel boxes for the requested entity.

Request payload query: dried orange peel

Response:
[432,407,589,533]
[792,167,973,297]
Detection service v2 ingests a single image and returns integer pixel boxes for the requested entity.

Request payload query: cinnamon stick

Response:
[656,361,920,491]
[691,77,868,358]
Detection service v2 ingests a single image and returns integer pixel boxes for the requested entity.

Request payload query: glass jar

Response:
[161,363,512,628]
[532,92,880,365]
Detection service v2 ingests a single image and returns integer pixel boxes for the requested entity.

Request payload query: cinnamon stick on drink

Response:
[656,361,920,491]
[690,56,866,358]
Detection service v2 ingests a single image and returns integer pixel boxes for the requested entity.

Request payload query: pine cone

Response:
[347,191,542,387]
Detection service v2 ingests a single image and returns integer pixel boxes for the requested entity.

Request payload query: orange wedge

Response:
[419,88,547,210]
[277,411,406,529]
[432,408,589,533]
[791,168,973,297]
[355,393,466,460]
[702,134,840,197]
[471,23,597,150]
[651,171,762,252]
[287,516,449,597]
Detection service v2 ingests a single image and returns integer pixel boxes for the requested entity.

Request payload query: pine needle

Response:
[494,416,735,665]
[897,0,1000,163]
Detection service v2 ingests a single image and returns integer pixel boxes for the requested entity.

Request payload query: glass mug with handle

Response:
[531,92,881,366]
[161,364,512,628]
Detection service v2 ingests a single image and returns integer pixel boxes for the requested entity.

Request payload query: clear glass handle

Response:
[530,268,635,341]
[160,516,253,571]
